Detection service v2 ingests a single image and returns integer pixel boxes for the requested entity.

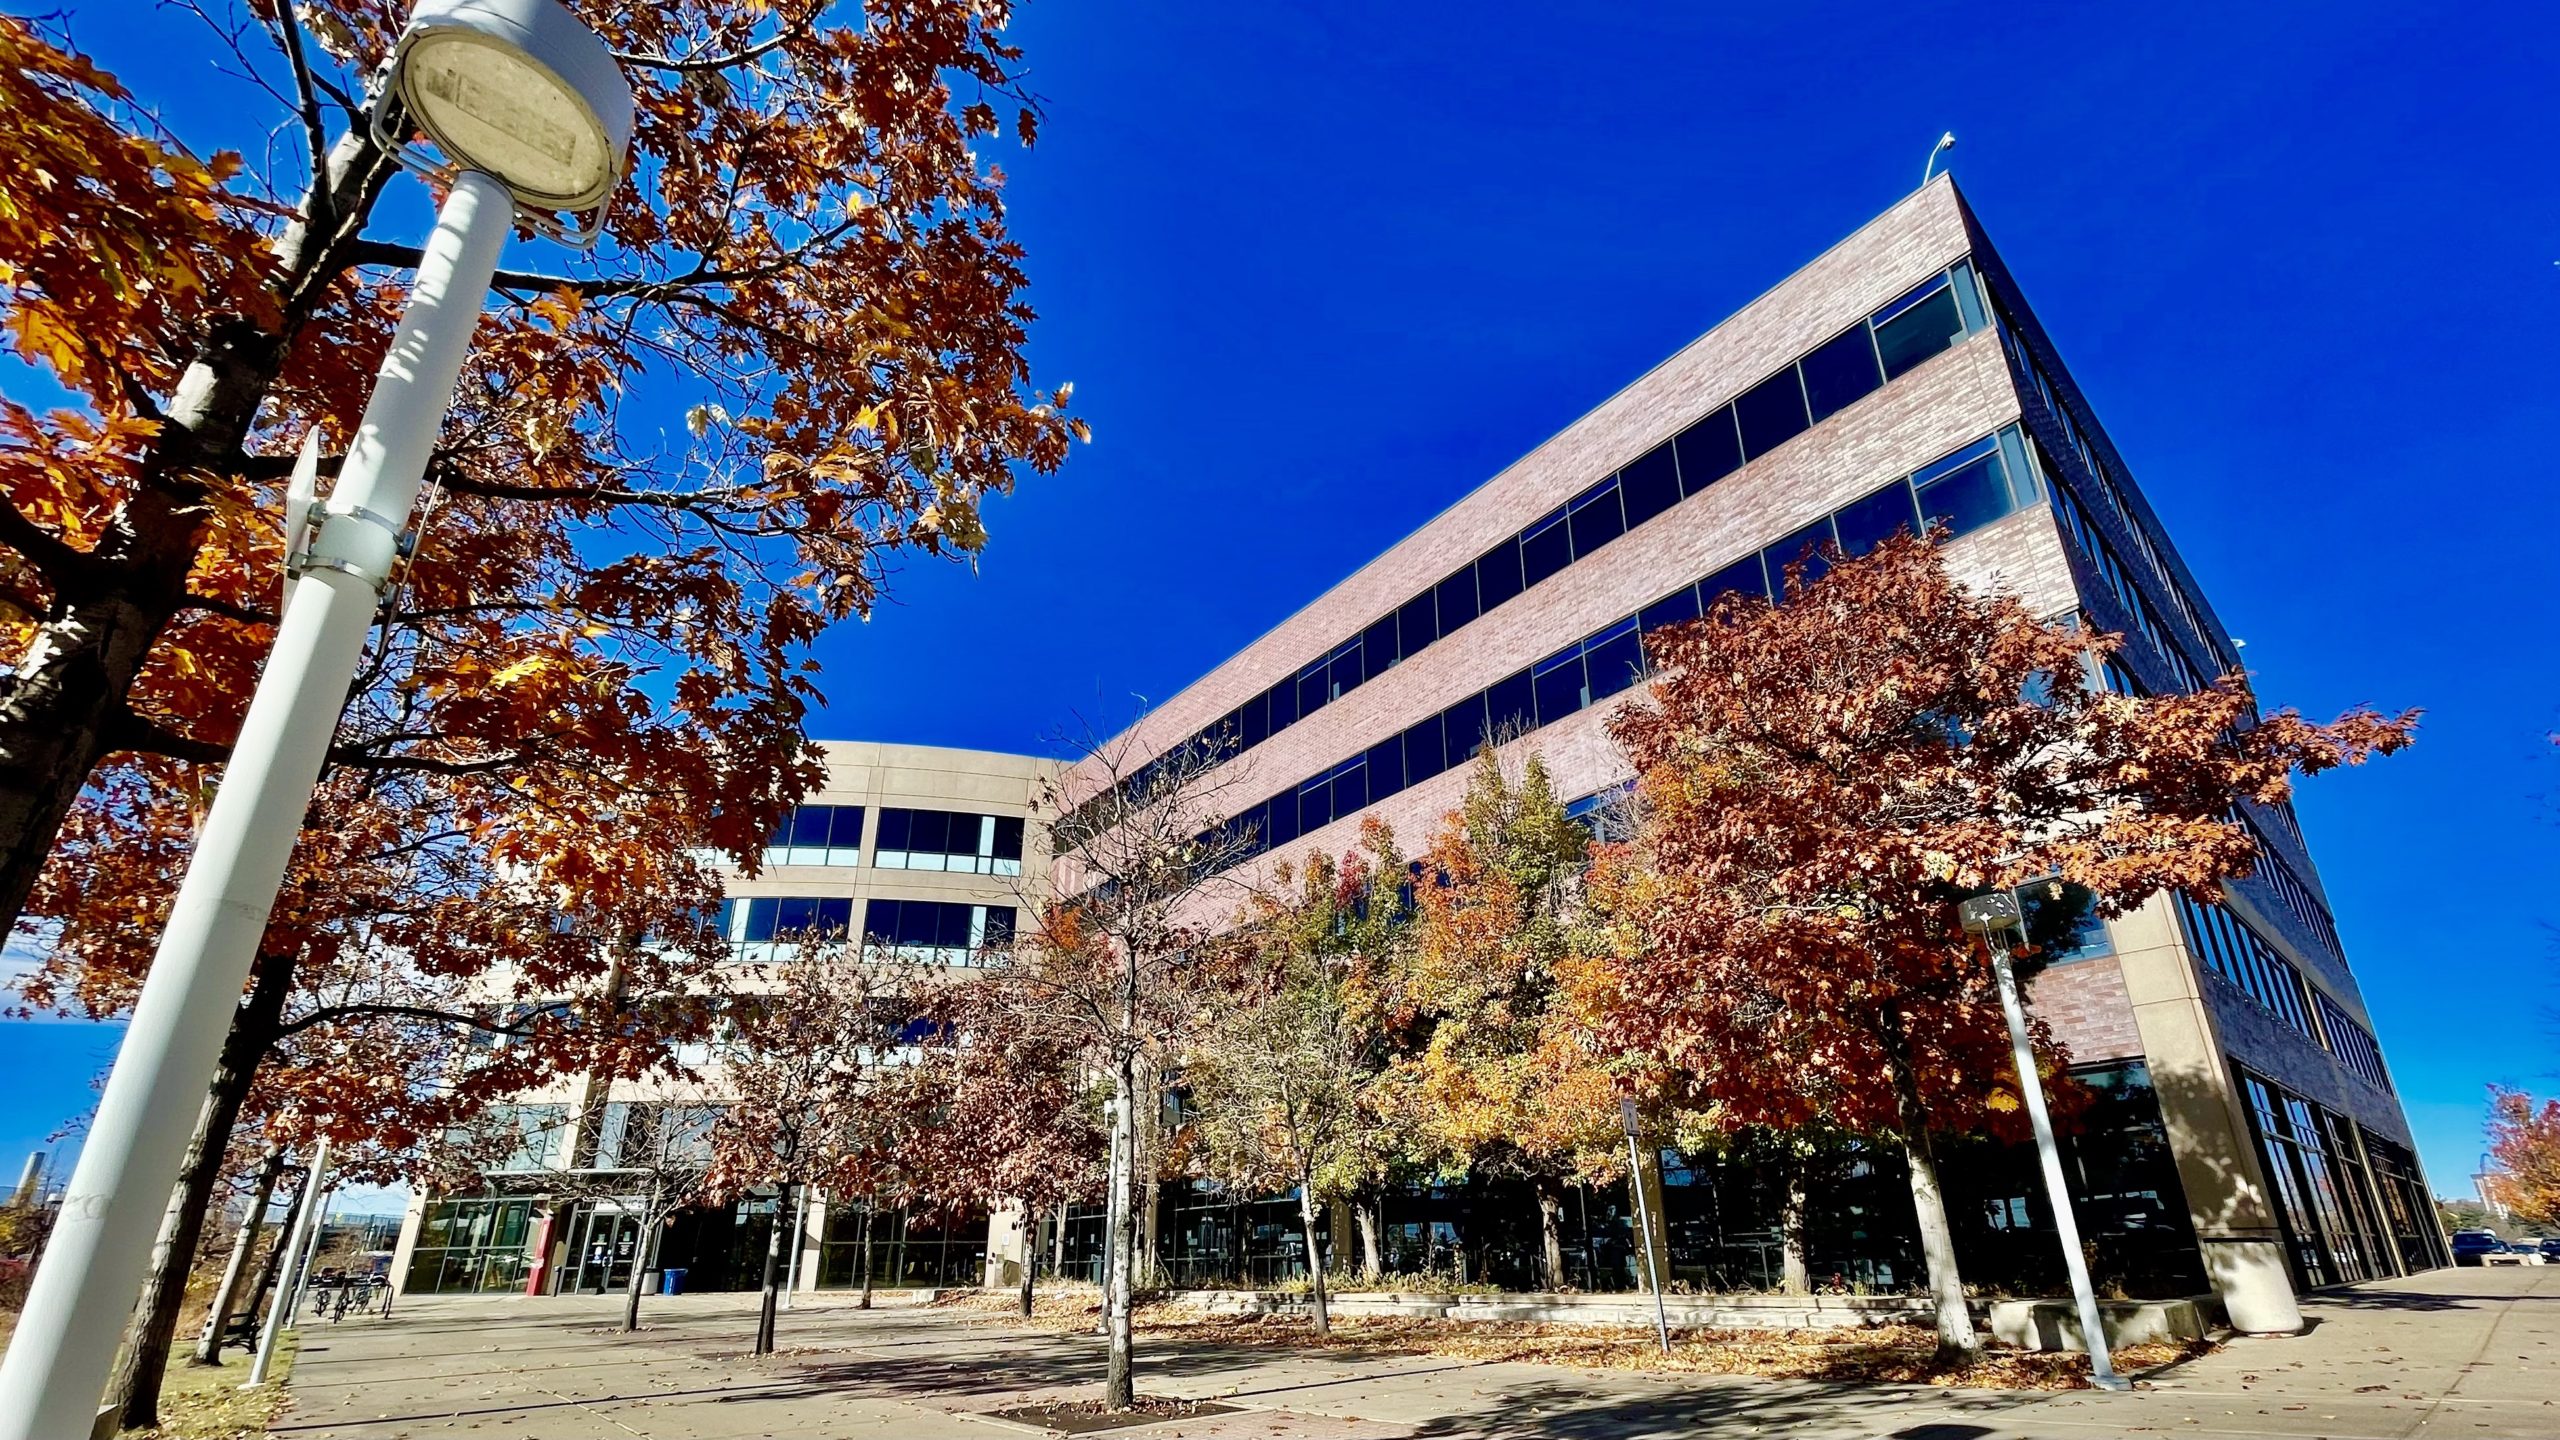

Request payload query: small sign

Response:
[1619,1097,1641,1136]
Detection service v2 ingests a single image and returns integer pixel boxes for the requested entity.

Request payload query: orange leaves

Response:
[2484,1088,2560,1229]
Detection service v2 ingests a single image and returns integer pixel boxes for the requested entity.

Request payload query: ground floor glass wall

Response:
[404,1198,538,1294]
[816,1205,989,1288]
[2238,1067,2437,1291]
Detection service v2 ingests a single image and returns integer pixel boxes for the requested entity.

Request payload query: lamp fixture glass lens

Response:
[402,33,611,205]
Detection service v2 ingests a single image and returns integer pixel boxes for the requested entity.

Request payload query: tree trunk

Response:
[1355,1194,1383,1281]
[192,1143,285,1367]
[1882,1010,1977,1360]
[109,950,292,1427]
[1018,1200,1037,1318]
[1535,1174,1568,1291]
[1779,1154,1812,1296]
[1103,1061,1138,1409]
[0,129,398,942]
[1296,1182,1330,1337]
[621,1208,653,1333]
[752,1185,789,1355]
[238,1154,310,1348]
[857,1204,875,1310]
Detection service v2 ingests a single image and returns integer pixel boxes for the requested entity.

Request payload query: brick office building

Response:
[1069,177,2442,1325]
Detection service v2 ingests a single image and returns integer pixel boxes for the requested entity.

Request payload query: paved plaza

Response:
[272,1266,2560,1439]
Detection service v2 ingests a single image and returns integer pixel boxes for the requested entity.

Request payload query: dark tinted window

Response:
[1363,737,1404,796]
[1433,567,1479,633]
[833,806,867,848]
[1676,407,1742,490]
[1266,676,1299,730]
[1873,281,1966,380]
[1915,451,2015,537]
[874,808,910,851]
[1833,483,1921,557]
[1263,790,1301,850]
[1800,323,1885,422]
[1360,615,1399,678]
[1395,594,1436,661]
[1584,622,1645,700]
[1639,584,1702,634]
[1533,653,1584,726]
[1617,444,1683,527]
[1699,554,1769,613]
[1441,692,1490,764]
[1235,690,1270,749]
[1400,715,1447,786]
[1568,479,1625,556]
[992,815,1025,860]
[1764,517,1834,594]
[1734,369,1810,458]
[1473,540,1524,613]
[1485,668,1534,739]
[1520,512,1572,588]
[1296,662,1331,719]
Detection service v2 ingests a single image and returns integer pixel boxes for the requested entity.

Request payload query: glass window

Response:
[1800,323,1885,422]
[1532,650,1586,726]
[1763,517,1834,595]
[1474,539,1524,613]
[1568,478,1626,556]
[2018,879,2112,963]
[992,815,1025,862]
[1675,406,1743,490]
[831,805,867,849]
[1442,692,1491,764]
[1734,368,1810,458]
[1264,789,1302,850]
[1433,567,1479,633]
[1265,677,1299,731]
[1584,622,1645,700]
[1833,482,1920,557]
[1363,737,1404,798]
[1699,554,1768,613]
[1617,443,1683,528]
[1639,584,1701,634]
[1360,615,1399,678]
[1950,259,1988,332]
[1400,714,1448,786]
[1873,280,1966,380]
[1295,663,1331,721]
[1395,594,1436,661]
[1485,667,1535,740]
[1520,511,1572,588]
[1915,451,2016,537]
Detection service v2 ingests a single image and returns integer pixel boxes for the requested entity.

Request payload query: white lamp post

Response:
[1959,891,2131,1392]
[1618,1097,1673,1356]
[0,5,630,1434]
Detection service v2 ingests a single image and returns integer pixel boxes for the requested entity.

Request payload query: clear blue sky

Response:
[7,0,2554,1202]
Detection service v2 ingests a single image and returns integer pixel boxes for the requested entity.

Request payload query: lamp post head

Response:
[1958,891,2023,936]
[1618,1096,1641,1138]
[387,0,635,220]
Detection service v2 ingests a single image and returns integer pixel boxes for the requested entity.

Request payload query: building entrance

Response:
[560,1202,644,1295]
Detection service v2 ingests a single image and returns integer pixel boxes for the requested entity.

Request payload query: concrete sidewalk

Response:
[272,1265,2560,1438]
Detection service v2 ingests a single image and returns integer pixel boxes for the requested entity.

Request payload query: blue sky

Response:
[7,0,2554,1202]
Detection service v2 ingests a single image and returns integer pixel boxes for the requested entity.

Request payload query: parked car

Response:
[2538,1238,2560,1262]
[2481,1240,2542,1266]
[2452,1230,2503,1266]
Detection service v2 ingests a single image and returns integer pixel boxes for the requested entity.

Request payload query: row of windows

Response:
[875,808,1026,875]
[2048,465,2211,695]
[2234,810,2345,964]
[765,804,868,866]
[1067,260,1995,844]
[2175,892,2317,1039]
[1212,426,2042,866]
[760,804,1026,875]
[714,895,1017,959]
[2175,894,2388,1093]
[2315,992,2392,1092]
[1995,297,2235,678]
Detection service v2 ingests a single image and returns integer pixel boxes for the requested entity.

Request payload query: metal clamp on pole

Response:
[294,506,410,591]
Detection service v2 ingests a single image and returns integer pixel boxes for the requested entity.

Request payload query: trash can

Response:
[661,1267,688,1295]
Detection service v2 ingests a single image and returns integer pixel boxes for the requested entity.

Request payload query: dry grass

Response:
[939,1286,2212,1391]
[0,1281,297,1440]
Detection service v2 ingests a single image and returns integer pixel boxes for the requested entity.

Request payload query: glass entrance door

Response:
[563,1203,643,1294]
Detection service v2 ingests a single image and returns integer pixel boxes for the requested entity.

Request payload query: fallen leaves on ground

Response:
[938,1288,2213,1391]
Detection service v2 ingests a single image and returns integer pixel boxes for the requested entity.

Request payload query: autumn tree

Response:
[889,966,1107,1317]
[706,940,915,1356]
[2484,1088,2560,1229]
[1367,748,1623,1291]
[12,752,728,1429]
[1184,824,1406,1333]
[1576,530,2414,1358]
[0,0,1079,940]
[977,726,1255,1410]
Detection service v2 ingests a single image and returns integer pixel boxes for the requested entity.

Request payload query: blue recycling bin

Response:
[661,1267,688,1295]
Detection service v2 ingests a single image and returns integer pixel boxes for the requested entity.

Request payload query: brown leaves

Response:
[2484,1088,2560,1228]
[1580,531,2414,1143]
